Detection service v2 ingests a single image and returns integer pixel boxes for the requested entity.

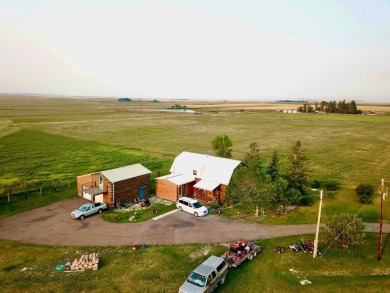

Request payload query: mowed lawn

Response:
[1,97,389,222]
[0,233,388,293]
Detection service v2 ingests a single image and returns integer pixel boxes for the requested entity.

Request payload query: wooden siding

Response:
[156,178,178,201]
[77,174,93,197]
[112,173,151,206]
[77,173,102,197]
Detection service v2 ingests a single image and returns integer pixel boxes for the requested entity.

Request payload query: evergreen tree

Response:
[348,100,358,114]
[285,141,309,199]
[244,143,262,176]
[266,151,279,182]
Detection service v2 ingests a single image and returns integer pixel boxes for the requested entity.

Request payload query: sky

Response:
[0,0,389,101]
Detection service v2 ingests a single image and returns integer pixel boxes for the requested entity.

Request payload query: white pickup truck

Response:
[71,202,107,220]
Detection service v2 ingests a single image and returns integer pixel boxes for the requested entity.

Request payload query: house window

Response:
[178,185,182,196]
[183,184,187,195]
[99,176,103,186]
[193,170,197,176]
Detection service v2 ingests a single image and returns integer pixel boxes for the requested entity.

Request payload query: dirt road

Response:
[0,198,388,246]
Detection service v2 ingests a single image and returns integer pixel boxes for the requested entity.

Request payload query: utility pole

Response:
[378,179,385,261]
[313,190,323,258]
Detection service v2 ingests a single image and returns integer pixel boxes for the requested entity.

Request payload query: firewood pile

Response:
[69,253,99,271]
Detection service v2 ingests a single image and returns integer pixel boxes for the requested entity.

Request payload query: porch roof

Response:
[194,180,220,191]
[156,174,195,185]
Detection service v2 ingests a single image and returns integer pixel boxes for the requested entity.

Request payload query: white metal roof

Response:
[100,164,151,183]
[193,180,220,191]
[155,174,195,185]
[169,151,243,185]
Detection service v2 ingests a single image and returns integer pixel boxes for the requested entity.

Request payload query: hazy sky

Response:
[1,0,389,101]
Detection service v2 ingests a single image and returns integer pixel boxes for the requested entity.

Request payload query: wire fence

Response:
[0,179,77,203]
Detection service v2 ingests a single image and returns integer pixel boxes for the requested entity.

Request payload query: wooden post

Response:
[7,192,10,203]
[313,190,323,258]
[255,205,259,217]
[378,179,385,261]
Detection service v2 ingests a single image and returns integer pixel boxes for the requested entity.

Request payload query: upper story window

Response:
[193,170,197,176]
[99,176,103,186]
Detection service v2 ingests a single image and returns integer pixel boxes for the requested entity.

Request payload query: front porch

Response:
[193,186,222,206]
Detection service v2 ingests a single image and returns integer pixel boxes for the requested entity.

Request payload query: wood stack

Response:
[70,253,99,271]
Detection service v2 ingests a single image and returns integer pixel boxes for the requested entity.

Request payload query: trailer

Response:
[223,240,261,268]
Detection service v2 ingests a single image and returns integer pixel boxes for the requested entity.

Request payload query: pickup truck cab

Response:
[71,202,107,220]
[179,256,228,293]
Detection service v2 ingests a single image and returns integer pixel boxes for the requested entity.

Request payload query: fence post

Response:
[7,192,10,203]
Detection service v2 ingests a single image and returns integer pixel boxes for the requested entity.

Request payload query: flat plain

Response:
[0,96,389,292]
[1,96,389,222]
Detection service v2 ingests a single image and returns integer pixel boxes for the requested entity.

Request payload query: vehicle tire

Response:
[98,209,103,214]
[220,274,226,285]
[178,206,182,211]
[249,254,253,260]
[194,212,199,217]
[80,215,85,220]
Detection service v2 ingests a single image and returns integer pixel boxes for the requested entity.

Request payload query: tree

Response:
[321,213,365,249]
[355,183,375,204]
[226,143,273,214]
[348,100,358,114]
[266,151,279,182]
[244,143,262,172]
[285,141,309,204]
[211,135,233,158]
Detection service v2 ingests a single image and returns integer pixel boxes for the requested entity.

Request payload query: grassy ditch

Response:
[0,233,388,292]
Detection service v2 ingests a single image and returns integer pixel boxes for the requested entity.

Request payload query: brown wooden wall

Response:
[77,174,92,197]
[111,174,151,205]
[156,179,178,201]
[77,173,102,197]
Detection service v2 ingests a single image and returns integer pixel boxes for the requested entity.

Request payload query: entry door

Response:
[139,186,146,200]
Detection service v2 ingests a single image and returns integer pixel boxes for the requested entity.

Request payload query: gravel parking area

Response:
[0,197,387,246]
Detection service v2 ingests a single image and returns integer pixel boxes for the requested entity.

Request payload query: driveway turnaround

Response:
[0,197,388,246]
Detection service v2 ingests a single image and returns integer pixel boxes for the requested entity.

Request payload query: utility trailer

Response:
[223,240,261,268]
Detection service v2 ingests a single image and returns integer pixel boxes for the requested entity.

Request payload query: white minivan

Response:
[177,197,208,217]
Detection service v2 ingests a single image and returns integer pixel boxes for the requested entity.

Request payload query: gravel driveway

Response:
[0,197,387,246]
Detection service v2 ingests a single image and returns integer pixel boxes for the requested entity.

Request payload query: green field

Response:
[0,233,388,292]
[1,97,389,223]
[0,97,390,292]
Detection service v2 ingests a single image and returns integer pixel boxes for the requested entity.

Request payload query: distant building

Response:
[282,109,299,114]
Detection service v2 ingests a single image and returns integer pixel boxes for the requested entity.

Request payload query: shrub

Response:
[311,180,321,189]
[324,180,341,191]
[355,183,375,204]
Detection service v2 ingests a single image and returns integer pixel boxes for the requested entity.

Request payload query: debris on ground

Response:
[132,244,140,250]
[300,279,312,285]
[70,253,99,271]
[21,267,32,272]
[289,268,299,274]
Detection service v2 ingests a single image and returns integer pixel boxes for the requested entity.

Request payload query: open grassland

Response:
[0,233,388,293]
[0,97,389,223]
